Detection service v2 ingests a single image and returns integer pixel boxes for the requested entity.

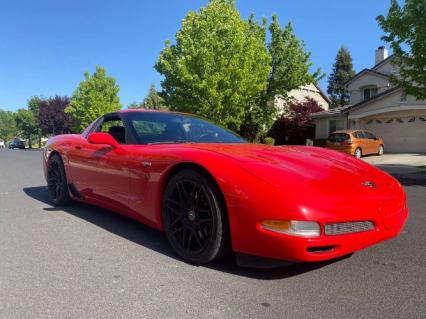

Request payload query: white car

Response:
[0,140,5,148]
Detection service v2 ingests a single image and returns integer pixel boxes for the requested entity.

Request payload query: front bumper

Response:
[231,206,408,263]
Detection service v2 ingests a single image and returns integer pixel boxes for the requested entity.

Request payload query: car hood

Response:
[188,143,400,194]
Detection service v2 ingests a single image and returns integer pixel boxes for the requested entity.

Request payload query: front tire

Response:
[162,169,229,265]
[47,154,71,205]
[378,145,384,155]
[354,147,362,159]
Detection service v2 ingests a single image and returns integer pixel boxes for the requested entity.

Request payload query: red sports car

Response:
[43,110,408,265]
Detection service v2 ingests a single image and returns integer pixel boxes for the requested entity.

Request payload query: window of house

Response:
[329,119,345,134]
[363,87,378,100]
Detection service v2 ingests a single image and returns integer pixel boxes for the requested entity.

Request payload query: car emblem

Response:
[362,181,377,188]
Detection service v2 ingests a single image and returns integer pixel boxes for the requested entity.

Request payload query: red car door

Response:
[67,138,131,210]
[67,115,131,210]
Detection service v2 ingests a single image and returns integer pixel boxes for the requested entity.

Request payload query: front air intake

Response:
[324,221,374,236]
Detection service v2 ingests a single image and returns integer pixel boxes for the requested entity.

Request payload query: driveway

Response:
[1,149,425,318]
[362,153,426,186]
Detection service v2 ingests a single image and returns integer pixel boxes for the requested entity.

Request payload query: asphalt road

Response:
[0,149,425,319]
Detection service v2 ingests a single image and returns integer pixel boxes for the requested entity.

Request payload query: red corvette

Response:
[43,110,408,265]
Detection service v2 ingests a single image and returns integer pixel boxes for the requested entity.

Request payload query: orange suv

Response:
[326,130,384,159]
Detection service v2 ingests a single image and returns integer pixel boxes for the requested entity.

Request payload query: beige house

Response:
[312,47,426,153]
[275,83,330,116]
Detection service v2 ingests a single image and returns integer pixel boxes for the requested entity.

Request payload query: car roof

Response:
[331,129,367,134]
[112,108,192,117]
[118,108,183,114]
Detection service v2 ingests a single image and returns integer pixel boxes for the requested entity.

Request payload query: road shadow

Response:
[375,164,426,187]
[23,185,348,280]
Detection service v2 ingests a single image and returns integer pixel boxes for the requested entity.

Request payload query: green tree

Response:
[267,14,323,100]
[143,84,166,109]
[155,0,270,132]
[15,109,39,148]
[66,66,121,132]
[327,46,356,107]
[377,0,426,99]
[127,101,143,109]
[0,110,17,142]
[27,96,45,147]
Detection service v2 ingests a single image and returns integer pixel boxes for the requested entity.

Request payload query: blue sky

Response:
[0,0,392,111]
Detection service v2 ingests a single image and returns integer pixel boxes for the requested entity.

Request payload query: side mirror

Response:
[88,132,120,149]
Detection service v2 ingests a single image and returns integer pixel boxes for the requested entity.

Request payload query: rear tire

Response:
[378,145,384,156]
[354,148,362,159]
[162,169,229,265]
[47,154,72,206]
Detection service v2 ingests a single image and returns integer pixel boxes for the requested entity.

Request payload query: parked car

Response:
[43,110,407,265]
[326,130,384,159]
[9,139,26,149]
[0,140,5,148]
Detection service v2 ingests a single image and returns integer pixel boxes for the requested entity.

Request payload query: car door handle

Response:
[75,146,82,150]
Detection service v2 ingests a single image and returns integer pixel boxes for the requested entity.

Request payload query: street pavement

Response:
[0,149,425,319]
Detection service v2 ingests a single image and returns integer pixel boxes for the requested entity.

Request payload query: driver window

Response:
[97,118,127,144]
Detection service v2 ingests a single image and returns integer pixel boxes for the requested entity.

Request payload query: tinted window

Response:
[125,112,246,145]
[328,133,350,142]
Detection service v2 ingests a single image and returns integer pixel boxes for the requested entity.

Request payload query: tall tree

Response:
[143,84,166,109]
[14,109,39,148]
[66,66,121,132]
[155,0,270,132]
[327,46,356,107]
[127,101,143,109]
[27,96,45,147]
[38,96,71,135]
[0,110,17,142]
[267,14,323,100]
[377,0,426,99]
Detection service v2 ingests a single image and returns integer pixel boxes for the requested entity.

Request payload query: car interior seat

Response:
[108,126,126,144]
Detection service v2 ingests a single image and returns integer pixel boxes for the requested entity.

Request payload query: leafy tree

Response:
[327,46,356,107]
[155,0,270,132]
[66,66,121,132]
[127,101,143,109]
[268,98,324,145]
[267,15,323,100]
[27,96,45,147]
[377,0,426,99]
[0,110,17,142]
[143,84,166,109]
[15,109,39,148]
[38,96,71,135]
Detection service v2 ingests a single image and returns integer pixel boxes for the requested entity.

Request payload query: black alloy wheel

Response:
[162,169,229,265]
[47,154,71,205]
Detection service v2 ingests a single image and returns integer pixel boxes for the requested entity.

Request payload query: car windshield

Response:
[328,133,350,142]
[125,112,246,145]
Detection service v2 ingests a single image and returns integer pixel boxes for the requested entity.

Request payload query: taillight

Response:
[343,139,353,145]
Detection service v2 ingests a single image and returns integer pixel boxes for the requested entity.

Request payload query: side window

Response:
[357,131,366,139]
[96,117,127,144]
[365,131,376,140]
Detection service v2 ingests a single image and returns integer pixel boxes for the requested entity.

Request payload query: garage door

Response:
[363,115,426,153]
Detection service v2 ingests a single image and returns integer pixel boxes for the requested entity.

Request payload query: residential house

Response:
[275,83,330,116]
[312,47,426,153]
